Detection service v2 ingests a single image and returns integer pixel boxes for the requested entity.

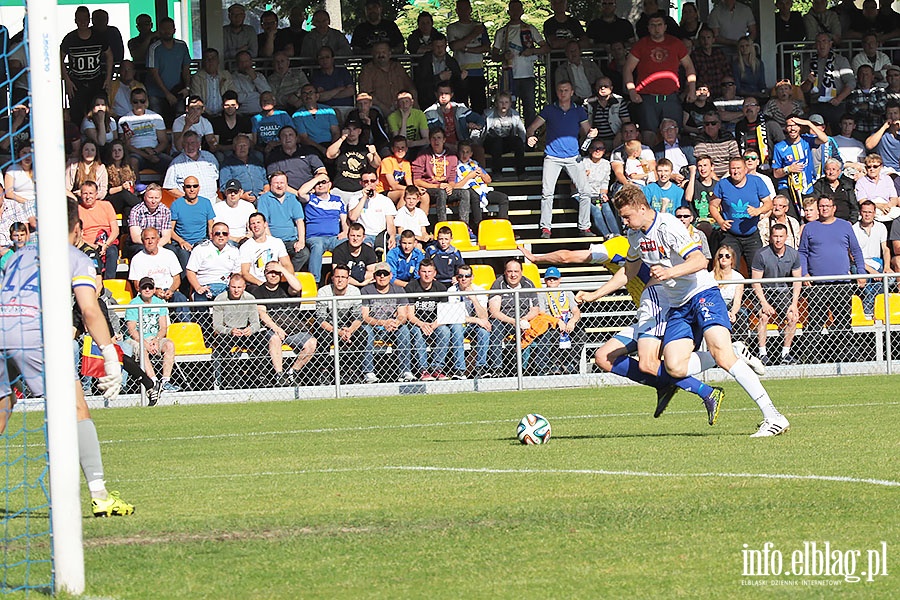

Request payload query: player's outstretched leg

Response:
[651,362,724,425]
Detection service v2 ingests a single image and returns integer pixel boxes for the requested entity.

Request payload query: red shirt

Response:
[443,106,458,144]
[630,34,687,96]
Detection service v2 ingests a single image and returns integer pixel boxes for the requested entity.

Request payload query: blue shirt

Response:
[644,182,684,215]
[539,102,588,159]
[292,105,339,144]
[876,131,900,170]
[170,196,215,245]
[304,193,346,238]
[257,192,305,242]
[219,155,267,197]
[772,134,817,195]
[426,245,464,283]
[798,219,866,280]
[386,246,425,283]
[251,111,294,147]
[713,174,769,236]
[310,67,355,106]
[145,39,191,97]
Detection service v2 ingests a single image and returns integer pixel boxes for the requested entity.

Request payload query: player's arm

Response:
[518,244,591,265]
[575,266,628,303]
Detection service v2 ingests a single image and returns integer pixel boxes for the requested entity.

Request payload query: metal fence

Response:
[72,271,900,408]
[776,40,900,84]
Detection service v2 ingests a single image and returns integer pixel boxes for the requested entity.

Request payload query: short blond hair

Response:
[624,139,642,158]
[613,185,650,212]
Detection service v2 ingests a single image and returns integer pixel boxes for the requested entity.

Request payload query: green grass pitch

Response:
[63,376,900,598]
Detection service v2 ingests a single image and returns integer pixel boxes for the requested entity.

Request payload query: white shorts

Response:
[612,285,668,353]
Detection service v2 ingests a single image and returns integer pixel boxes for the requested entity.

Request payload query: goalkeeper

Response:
[0,199,134,517]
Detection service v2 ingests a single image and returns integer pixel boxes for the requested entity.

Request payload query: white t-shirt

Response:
[713,269,744,307]
[348,193,397,236]
[394,206,430,236]
[118,110,166,149]
[214,200,257,239]
[834,134,866,164]
[172,114,214,138]
[852,221,888,271]
[186,239,242,286]
[492,24,544,80]
[128,248,183,290]
[239,235,289,282]
[81,116,117,144]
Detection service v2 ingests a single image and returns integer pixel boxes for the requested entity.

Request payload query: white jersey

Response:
[625,212,717,308]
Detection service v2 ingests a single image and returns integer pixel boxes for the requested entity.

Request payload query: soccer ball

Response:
[517,414,551,445]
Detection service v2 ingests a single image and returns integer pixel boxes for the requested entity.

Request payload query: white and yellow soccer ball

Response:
[516,413,551,445]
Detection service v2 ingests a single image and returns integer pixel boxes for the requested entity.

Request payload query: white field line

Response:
[101,400,900,445]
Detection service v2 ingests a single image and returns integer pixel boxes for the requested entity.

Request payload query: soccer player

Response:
[0,199,135,515]
[614,185,790,437]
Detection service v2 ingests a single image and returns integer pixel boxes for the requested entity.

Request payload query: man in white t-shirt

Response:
[239,211,293,286]
[348,169,397,254]
[852,200,891,317]
[172,94,217,153]
[214,179,257,243]
[610,122,656,188]
[117,87,172,172]
[186,222,242,301]
[491,0,547,125]
[832,114,867,177]
[128,226,190,320]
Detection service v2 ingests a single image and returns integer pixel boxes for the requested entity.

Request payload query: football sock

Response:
[758,346,767,358]
[782,346,791,357]
[610,356,658,387]
[687,351,717,376]
[728,361,778,420]
[78,419,106,499]
[656,364,714,399]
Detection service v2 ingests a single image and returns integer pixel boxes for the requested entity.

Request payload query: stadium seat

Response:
[478,219,517,250]
[874,293,900,324]
[160,188,178,208]
[167,322,212,356]
[470,264,496,289]
[103,279,132,304]
[295,272,318,298]
[522,263,541,287]
[433,220,479,252]
[851,295,875,327]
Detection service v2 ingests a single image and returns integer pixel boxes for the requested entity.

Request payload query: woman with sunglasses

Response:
[853,152,900,221]
[675,207,711,261]
[583,140,619,239]
[711,244,749,342]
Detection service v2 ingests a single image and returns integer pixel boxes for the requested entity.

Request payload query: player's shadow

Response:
[508,431,745,442]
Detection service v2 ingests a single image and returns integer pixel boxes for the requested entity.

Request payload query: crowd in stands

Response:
[4,0,900,390]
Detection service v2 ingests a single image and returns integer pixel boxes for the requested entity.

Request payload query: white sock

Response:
[728,361,779,420]
[687,351,717,376]
[782,346,791,357]
[758,346,767,357]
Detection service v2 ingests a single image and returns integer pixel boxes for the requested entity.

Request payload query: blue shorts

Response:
[663,287,732,348]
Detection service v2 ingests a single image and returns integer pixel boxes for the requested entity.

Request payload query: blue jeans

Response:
[411,323,456,371]
[860,280,880,315]
[488,320,531,373]
[590,199,620,237]
[363,324,411,374]
[464,323,490,367]
[307,235,343,282]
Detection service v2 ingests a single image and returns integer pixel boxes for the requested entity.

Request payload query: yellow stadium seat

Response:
[167,322,212,356]
[103,279,132,304]
[478,219,517,250]
[522,263,541,287]
[295,272,318,298]
[469,264,496,289]
[434,220,479,252]
[851,295,874,327]
[874,293,900,324]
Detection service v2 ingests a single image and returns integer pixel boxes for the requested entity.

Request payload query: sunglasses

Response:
[703,122,719,126]
[374,270,391,277]
[140,284,155,290]
[361,179,378,183]
[591,147,605,152]
[213,231,229,236]
[676,214,692,219]
[722,82,735,86]
[457,274,472,279]
[264,270,280,276]
[184,184,200,188]
[718,253,731,259]
[131,99,147,104]
[866,164,882,169]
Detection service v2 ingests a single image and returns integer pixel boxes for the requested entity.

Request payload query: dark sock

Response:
[610,356,659,387]
[656,364,714,399]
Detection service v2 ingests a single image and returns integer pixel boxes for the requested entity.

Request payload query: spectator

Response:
[296,172,348,283]
[0,222,30,270]
[447,0,491,115]
[456,140,508,223]
[172,95,218,153]
[424,82,486,158]
[710,243,749,341]
[804,0,843,43]
[210,91,253,156]
[584,77,630,152]
[758,194,801,248]
[360,261,415,383]
[378,136,422,206]
[117,87,171,172]
[77,181,119,278]
[60,6,113,125]
[683,154,718,241]
[124,277,178,394]
[865,101,900,170]
[222,3,258,59]
[310,46,356,109]
[169,174,215,268]
[386,229,425,287]
[853,200,892,318]
[186,222,241,302]
[65,141,109,200]
[163,131,220,200]
[776,0,806,44]
[851,31,891,85]
[526,80,593,238]
[265,126,328,192]
[483,91,527,179]
[848,65,887,138]
[360,43,418,116]
[426,225,465,286]
[214,179,257,243]
[104,140,141,223]
[332,223,379,287]
[625,13,696,146]
[267,51,309,111]
[644,158,684,215]
[798,196,866,361]
[407,11,445,55]
[734,97,784,169]
[762,79,806,132]
[301,9,352,59]
[239,212,294,286]
[232,51,272,116]
[531,266,581,375]
[252,261,318,386]
[406,258,465,380]
[352,0,406,55]
[691,27,731,96]
[251,91,294,155]
[885,65,900,104]
[127,184,172,258]
[447,263,491,377]
[292,84,340,157]
[773,114,832,200]
[127,13,157,64]
[413,128,471,225]
[109,60,144,119]
[347,92,392,158]
[586,0,636,49]
[127,227,189,320]
[609,122,657,188]
[393,185,432,245]
[219,134,266,201]
[653,118,694,185]
[313,264,364,384]
[389,90,431,159]
[488,258,540,376]
[81,94,118,149]
[348,168,398,254]
[675,206,712,259]
[744,149,776,199]
[583,139,617,238]
[710,157,773,272]
[275,5,307,56]
[602,40,630,96]
[713,76,745,135]
[145,17,191,126]
[210,273,268,388]
[733,37,766,98]
[679,2,702,38]
[853,153,899,221]
[257,171,309,271]
[189,48,233,117]
[257,10,280,59]
[802,32,856,131]
[708,0,757,50]
[814,158,858,223]
[327,119,382,205]
[750,223,803,365]
[554,40,602,105]
[692,114,740,179]
[491,0,547,126]
[832,114,867,168]
[415,37,464,112]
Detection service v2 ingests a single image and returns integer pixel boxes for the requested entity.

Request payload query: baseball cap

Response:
[345,117,364,129]
[138,277,156,289]
[808,113,825,126]
[224,178,242,191]
[373,261,392,274]
[887,64,900,75]
[544,266,561,279]
[356,91,373,101]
